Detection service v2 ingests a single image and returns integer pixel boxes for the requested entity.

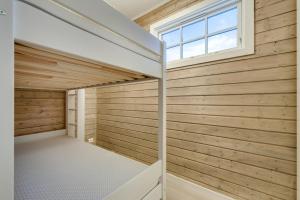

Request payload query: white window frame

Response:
[150,0,254,69]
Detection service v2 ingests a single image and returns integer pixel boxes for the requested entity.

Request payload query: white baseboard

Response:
[14,129,66,144]
[167,174,234,200]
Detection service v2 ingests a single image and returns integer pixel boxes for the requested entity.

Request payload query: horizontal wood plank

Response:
[96,0,297,199]
[15,89,65,136]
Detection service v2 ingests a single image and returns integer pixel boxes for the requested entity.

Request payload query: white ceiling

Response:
[104,0,170,20]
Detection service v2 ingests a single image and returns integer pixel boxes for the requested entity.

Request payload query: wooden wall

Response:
[15,89,65,136]
[96,0,297,199]
[85,88,97,144]
[135,0,202,31]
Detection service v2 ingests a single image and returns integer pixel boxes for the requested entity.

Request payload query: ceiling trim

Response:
[131,0,170,20]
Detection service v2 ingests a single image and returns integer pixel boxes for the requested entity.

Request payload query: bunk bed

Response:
[13,0,166,200]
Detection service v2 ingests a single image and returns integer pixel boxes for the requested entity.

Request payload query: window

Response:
[150,0,254,68]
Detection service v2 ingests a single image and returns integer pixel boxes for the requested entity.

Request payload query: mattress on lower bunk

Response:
[15,135,147,200]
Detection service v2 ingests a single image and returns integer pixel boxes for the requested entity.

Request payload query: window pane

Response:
[182,20,205,42]
[183,39,205,58]
[208,8,237,34]
[208,29,237,53]
[162,29,180,47]
[166,46,180,62]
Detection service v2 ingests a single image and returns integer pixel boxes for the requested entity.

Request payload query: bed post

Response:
[77,89,85,142]
[158,41,167,200]
[297,0,299,199]
[0,0,14,199]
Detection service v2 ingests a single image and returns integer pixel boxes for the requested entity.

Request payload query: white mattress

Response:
[15,135,147,200]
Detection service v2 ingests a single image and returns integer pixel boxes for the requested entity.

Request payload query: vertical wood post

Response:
[0,0,14,199]
[158,42,167,200]
[66,90,77,138]
[65,91,69,136]
[297,0,299,199]
[77,89,86,142]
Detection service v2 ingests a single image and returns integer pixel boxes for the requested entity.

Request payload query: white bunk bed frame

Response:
[2,0,166,199]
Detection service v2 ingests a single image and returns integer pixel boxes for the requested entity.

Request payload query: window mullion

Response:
[205,16,208,55]
[167,44,181,49]
[207,26,237,37]
[180,26,183,59]
[183,36,206,44]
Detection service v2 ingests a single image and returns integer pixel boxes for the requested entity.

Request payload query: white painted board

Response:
[104,160,162,200]
[14,1,162,78]
[0,0,14,199]
[21,0,161,62]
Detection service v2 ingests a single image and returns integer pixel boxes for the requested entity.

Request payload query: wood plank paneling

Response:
[14,43,148,91]
[15,89,65,136]
[96,0,297,199]
[85,88,97,144]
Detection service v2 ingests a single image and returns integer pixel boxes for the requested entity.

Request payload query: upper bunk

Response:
[13,0,164,90]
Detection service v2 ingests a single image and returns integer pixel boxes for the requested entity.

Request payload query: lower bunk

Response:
[15,131,162,200]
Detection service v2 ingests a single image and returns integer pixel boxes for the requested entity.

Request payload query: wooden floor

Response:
[15,43,148,90]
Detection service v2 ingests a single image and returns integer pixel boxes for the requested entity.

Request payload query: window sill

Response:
[166,47,254,69]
